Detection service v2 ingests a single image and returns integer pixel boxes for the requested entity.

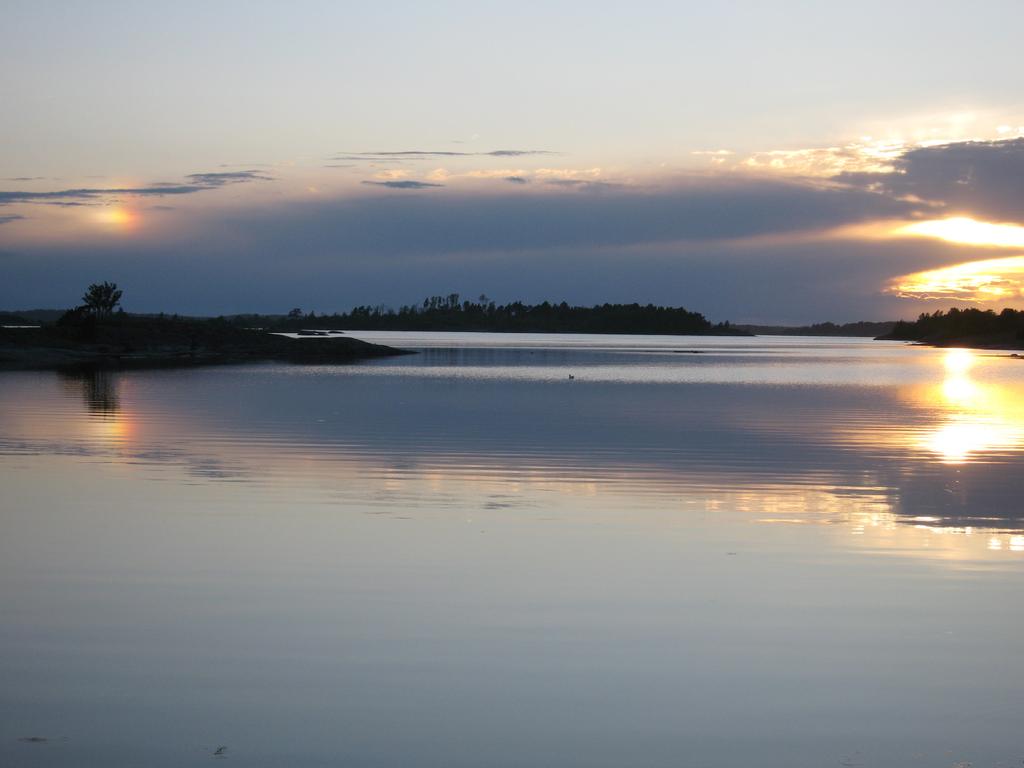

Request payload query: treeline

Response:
[0,312,32,325]
[1,309,63,324]
[238,294,746,336]
[738,320,896,337]
[880,307,1024,344]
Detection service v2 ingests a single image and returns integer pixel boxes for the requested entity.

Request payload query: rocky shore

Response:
[0,318,410,371]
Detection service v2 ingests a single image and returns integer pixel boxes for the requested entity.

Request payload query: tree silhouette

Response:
[315,294,726,334]
[82,281,123,317]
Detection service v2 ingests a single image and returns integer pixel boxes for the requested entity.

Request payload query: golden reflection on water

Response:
[911,349,1024,464]
[6,355,1024,566]
[988,535,1024,552]
[57,369,139,446]
[701,483,1011,563]
[87,412,136,444]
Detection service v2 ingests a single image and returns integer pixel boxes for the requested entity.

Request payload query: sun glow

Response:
[889,254,1024,301]
[895,217,1024,248]
[95,207,137,228]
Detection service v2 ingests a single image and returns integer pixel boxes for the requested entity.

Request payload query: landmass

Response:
[737,320,896,337]
[0,313,408,371]
[0,309,64,325]
[242,294,751,336]
[18,286,1024,367]
[877,308,1024,349]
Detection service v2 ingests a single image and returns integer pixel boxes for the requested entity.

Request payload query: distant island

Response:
[878,307,1024,349]
[236,294,750,336]
[736,320,896,337]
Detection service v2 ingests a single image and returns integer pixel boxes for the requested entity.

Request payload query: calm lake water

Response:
[2,333,1023,767]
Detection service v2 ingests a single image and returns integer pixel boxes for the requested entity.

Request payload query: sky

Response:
[2,0,1024,323]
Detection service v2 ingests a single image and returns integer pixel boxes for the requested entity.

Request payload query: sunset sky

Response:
[3,0,1024,323]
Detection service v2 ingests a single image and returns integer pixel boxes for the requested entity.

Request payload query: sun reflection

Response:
[921,422,1012,464]
[56,370,138,446]
[908,349,1024,464]
[88,413,136,444]
[943,348,974,376]
[940,374,979,405]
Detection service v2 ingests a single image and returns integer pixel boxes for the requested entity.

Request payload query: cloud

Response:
[337,149,556,160]
[360,180,444,189]
[3,176,47,181]
[487,150,556,157]
[889,254,1024,301]
[0,170,273,206]
[837,138,1024,222]
[463,169,527,180]
[711,130,1024,178]
[0,214,25,225]
[185,170,273,186]
[0,186,204,204]
[331,156,407,164]
[0,158,959,321]
[713,135,1024,224]
[194,175,913,258]
[739,145,897,176]
[544,179,622,191]
[0,223,950,324]
[535,167,603,181]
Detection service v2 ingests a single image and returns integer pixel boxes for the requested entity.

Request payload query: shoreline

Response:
[886,338,1024,352]
[0,329,412,372]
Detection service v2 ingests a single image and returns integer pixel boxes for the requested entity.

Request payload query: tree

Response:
[81,281,123,317]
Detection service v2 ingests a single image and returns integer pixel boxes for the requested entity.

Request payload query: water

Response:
[2,333,1023,767]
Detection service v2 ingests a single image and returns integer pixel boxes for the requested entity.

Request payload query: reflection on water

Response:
[909,348,1024,464]
[10,338,1024,551]
[3,334,1024,767]
[58,368,120,416]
